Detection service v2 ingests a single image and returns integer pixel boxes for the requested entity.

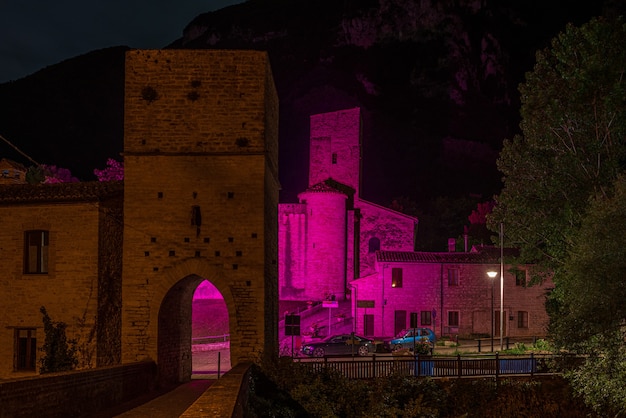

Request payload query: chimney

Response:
[448,238,456,252]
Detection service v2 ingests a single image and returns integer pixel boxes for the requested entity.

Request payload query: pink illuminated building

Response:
[351,246,552,339]
[278,108,418,302]
[279,108,552,341]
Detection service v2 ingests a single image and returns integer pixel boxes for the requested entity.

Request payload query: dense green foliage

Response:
[553,175,626,416]
[491,16,626,275]
[490,15,626,414]
[248,358,596,417]
[39,306,78,373]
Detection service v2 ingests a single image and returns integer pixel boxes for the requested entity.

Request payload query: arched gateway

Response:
[121,50,279,385]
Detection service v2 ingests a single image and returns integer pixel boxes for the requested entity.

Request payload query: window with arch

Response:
[368,237,380,253]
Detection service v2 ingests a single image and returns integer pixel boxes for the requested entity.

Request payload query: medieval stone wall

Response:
[122,49,279,382]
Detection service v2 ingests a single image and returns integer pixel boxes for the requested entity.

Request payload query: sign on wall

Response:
[357,300,375,308]
[285,314,301,336]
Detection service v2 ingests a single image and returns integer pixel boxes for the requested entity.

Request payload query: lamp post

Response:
[499,223,504,351]
[487,271,497,352]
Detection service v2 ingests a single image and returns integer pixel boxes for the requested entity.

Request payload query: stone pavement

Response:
[92,378,215,418]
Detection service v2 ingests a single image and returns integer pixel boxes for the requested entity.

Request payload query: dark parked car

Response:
[384,328,436,353]
[301,334,374,357]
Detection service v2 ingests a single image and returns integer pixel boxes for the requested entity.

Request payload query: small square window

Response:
[448,311,459,327]
[15,329,37,370]
[517,311,528,328]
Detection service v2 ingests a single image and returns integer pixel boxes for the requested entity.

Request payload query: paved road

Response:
[92,379,215,418]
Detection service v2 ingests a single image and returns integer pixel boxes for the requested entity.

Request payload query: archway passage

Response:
[191,280,231,378]
[157,275,231,386]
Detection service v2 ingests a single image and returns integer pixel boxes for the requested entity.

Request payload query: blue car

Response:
[385,328,436,352]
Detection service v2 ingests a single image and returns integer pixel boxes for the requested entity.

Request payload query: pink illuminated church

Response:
[278,107,552,341]
[278,107,418,302]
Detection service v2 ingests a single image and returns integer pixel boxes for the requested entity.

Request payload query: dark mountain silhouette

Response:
[0,0,616,248]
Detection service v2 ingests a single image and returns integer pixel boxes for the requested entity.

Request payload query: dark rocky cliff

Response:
[0,0,612,211]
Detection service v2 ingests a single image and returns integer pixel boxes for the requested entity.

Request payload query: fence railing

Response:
[294,353,576,379]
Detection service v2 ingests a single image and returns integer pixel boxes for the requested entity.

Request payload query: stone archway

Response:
[157,274,205,386]
[191,280,231,378]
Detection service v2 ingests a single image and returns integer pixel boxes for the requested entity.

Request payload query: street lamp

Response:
[486,271,497,352]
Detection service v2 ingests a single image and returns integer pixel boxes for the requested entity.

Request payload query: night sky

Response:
[0,0,243,83]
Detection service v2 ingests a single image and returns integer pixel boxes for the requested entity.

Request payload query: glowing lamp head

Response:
[487,271,498,279]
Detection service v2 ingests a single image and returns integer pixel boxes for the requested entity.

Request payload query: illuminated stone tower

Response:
[308,108,362,200]
[122,49,279,384]
[279,107,418,302]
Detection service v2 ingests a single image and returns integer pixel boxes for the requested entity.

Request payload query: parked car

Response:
[384,328,436,353]
[301,334,374,357]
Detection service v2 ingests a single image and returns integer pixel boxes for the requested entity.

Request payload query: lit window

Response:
[391,268,403,288]
[448,311,459,327]
[420,310,432,326]
[517,311,528,328]
[447,268,459,286]
[24,230,49,274]
[16,328,37,370]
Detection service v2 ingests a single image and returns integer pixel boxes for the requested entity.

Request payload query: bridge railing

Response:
[294,353,576,379]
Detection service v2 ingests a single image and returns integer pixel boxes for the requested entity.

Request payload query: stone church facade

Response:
[0,49,279,382]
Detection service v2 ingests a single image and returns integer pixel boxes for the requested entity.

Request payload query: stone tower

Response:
[279,107,418,303]
[308,108,362,200]
[122,49,279,384]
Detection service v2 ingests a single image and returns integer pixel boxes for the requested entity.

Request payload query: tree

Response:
[489,16,626,414]
[94,158,124,181]
[490,16,626,276]
[26,164,79,184]
[552,175,626,416]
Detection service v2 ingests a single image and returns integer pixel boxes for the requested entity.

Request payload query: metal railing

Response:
[294,353,568,379]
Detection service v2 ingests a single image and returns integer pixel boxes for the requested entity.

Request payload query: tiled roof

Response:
[0,158,26,171]
[377,246,520,264]
[0,181,124,204]
[302,182,345,194]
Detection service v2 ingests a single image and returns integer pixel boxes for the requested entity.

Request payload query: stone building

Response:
[0,158,26,184]
[278,107,418,302]
[278,108,552,342]
[350,246,552,340]
[0,49,279,382]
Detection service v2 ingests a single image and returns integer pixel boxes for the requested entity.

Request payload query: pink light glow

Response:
[192,281,228,338]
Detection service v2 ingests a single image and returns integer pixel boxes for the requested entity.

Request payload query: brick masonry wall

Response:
[122,50,279,382]
[0,361,156,418]
[0,200,105,378]
[353,261,551,339]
